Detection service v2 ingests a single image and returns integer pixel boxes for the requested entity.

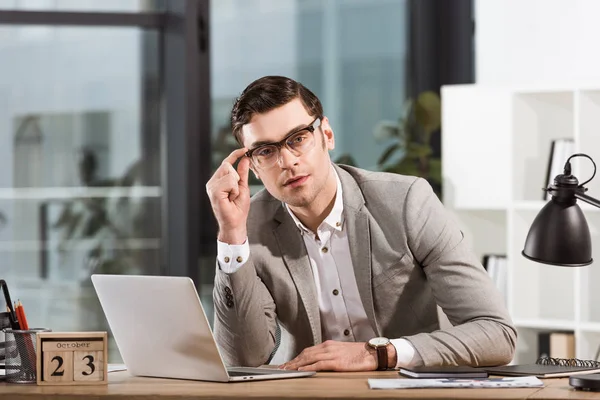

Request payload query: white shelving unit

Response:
[442,84,600,364]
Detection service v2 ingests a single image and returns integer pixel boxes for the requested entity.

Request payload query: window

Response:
[0,21,162,363]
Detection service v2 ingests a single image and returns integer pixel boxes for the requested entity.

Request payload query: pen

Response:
[1,279,20,330]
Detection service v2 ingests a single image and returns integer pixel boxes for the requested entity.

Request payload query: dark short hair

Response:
[230,76,323,145]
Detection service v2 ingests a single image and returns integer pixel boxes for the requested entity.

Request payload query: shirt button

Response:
[332,289,339,296]
[224,286,231,294]
[224,256,230,263]
[236,256,243,263]
[321,247,329,253]
[227,300,234,308]
[343,329,350,336]
[336,221,341,227]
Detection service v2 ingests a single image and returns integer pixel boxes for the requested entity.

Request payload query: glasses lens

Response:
[252,145,279,168]
[286,129,315,155]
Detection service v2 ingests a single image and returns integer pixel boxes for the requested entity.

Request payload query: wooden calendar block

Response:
[36,332,108,385]
[73,350,103,381]
[42,351,73,383]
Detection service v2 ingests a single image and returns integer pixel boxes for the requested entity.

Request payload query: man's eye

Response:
[256,147,274,157]
[289,134,306,146]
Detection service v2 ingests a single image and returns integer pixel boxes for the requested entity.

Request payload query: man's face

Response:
[240,98,335,208]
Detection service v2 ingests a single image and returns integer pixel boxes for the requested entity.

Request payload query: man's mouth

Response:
[284,175,309,187]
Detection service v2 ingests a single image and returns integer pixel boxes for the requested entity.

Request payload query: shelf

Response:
[0,186,162,200]
[512,91,574,202]
[442,84,600,364]
[579,322,600,333]
[513,318,576,331]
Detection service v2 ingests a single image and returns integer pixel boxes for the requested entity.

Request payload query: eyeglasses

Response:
[245,117,322,169]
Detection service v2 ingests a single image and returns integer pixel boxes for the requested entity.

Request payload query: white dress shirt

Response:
[217,169,419,368]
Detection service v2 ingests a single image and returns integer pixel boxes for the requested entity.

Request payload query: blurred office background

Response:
[10,0,600,364]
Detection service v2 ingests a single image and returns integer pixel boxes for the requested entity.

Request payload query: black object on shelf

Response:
[523,153,600,267]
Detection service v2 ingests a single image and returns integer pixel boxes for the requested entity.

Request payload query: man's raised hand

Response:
[206,148,251,244]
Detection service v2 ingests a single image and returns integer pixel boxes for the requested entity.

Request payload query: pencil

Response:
[14,300,36,376]
[17,300,29,330]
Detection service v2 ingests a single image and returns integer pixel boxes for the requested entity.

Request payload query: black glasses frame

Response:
[245,117,322,161]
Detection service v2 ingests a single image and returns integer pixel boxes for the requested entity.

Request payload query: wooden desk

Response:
[1,370,598,399]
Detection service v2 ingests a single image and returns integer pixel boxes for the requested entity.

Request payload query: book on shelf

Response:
[545,138,574,200]
[482,254,507,304]
[538,331,575,360]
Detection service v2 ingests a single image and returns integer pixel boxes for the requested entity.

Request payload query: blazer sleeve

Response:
[402,178,517,367]
[213,257,279,367]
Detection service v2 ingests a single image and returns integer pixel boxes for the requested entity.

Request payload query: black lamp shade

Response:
[522,200,593,267]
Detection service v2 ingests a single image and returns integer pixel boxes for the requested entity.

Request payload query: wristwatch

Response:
[367,337,390,370]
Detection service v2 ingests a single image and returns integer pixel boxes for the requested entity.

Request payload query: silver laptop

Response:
[91,274,315,382]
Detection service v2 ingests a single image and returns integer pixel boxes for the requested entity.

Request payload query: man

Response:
[206,76,516,372]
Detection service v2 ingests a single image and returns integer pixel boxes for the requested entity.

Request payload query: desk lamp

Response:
[522,153,598,267]
[522,153,600,391]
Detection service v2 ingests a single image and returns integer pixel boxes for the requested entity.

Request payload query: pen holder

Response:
[0,311,16,381]
[3,328,51,383]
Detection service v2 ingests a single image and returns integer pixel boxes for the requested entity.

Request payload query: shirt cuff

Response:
[217,239,250,274]
[390,338,422,369]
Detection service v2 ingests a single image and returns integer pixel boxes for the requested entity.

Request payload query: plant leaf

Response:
[378,143,401,166]
[407,143,433,158]
[372,120,400,141]
[415,91,441,134]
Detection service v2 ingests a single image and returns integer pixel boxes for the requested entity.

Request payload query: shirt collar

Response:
[285,167,345,234]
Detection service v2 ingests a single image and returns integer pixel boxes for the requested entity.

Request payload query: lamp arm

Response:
[574,192,600,208]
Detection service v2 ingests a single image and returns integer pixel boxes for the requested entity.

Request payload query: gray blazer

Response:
[213,164,516,367]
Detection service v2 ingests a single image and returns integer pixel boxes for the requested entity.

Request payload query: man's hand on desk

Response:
[279,340,396,372]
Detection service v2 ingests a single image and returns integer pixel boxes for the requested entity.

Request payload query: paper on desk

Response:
[108,364,127,373]
[368,376,544,389]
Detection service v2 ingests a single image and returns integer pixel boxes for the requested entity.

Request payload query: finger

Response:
[224,147,248,166]
[281,350,330,370]
[236,156,250,188]
[298,360,336,372]
[223,162,240,182]
[279,342,331,370]
[209,174,239,200]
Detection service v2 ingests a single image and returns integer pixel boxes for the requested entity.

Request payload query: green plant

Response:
[372,91,442,196]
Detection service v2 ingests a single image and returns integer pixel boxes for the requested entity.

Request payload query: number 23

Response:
[50,355,96,377]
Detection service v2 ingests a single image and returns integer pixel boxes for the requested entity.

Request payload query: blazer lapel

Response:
[273,206,322,345]
[335,165,379,335]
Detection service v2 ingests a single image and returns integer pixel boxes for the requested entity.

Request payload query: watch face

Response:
[369,337,389,347]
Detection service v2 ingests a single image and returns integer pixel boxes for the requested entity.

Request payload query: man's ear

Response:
[321,116,335,150]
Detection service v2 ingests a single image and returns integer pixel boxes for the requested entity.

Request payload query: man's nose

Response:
[277,146,299,168]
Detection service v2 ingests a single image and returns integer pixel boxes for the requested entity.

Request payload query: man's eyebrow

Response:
[248,123,309,148]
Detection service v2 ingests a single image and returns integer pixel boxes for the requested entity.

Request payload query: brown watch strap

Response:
[376,345,387,370]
